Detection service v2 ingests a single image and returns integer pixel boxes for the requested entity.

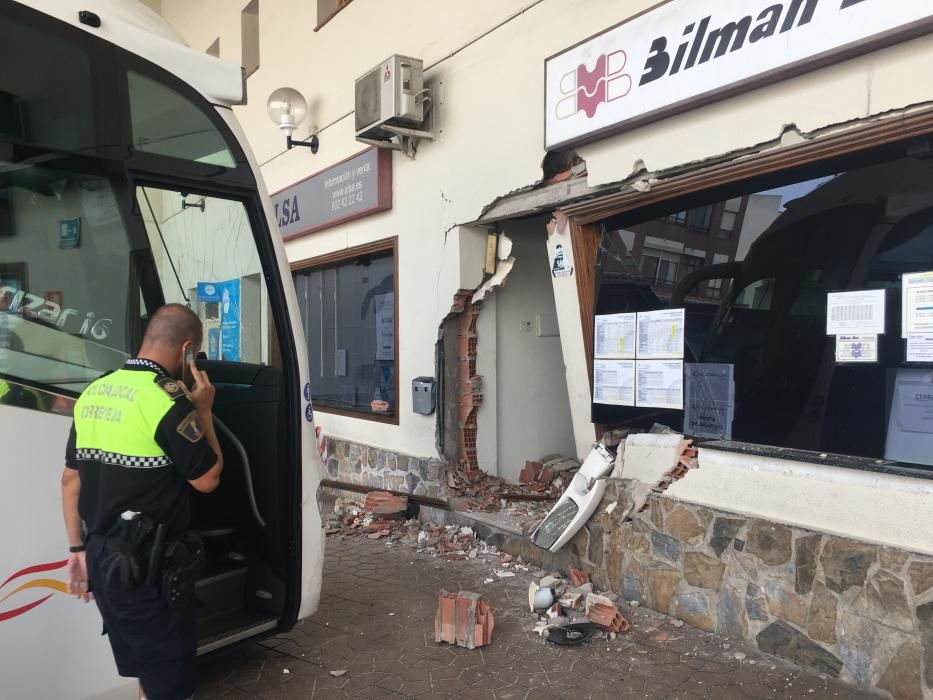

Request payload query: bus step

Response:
[197,610,278,655]
[196,565,248,622]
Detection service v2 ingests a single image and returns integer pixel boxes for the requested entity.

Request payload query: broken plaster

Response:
[472,256,516,304]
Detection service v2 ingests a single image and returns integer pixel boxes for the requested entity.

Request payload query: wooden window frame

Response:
[291,236,399,425]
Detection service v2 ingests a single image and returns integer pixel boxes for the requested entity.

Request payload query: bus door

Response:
[133,182,300,652]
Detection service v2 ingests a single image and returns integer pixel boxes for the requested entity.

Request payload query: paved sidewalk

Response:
[195,536,876,699]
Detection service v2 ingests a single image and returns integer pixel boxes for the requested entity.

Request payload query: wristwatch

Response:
[69,545,86,553]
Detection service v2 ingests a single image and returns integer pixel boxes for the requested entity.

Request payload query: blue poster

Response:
[198,279,240,361]
[197,282,222,302]
[207,328,220,360]
[220,279,241,362]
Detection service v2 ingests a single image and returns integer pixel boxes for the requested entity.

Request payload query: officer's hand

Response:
[186,361,215,414]
[66,551,93,603]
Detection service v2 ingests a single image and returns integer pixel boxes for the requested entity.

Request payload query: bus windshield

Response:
[0,2,266,399]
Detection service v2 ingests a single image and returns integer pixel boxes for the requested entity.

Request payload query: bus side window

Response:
[0,167,143,397]
[135,186,270,366]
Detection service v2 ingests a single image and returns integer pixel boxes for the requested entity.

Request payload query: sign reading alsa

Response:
[545,0,933,150]
[271,147,392,240]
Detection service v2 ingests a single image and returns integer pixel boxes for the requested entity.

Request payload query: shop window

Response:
[640,254,660,279]
[682,255,704,280]
[315,0,353,30]
[686,205,713,231]
[241,0,259,77]
[594,150,933,470]
[665,206,713,231]
[639,248,682,288]
[293,241,397,422]
[719,197,743,238]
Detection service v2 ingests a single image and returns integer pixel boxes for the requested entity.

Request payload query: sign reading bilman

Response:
[544,0,933,150]
[270,148,391,240]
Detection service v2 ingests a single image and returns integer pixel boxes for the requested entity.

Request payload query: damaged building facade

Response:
[154,1,933,696]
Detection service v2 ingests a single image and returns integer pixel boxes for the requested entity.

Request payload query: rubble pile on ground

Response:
[528,566,631,640]
[326,494,519,562]
[446,454,581,513]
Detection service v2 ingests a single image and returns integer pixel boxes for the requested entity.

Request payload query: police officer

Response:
[61,304,223,700]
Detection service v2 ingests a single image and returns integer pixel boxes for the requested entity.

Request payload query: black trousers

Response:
[87,542,196,700]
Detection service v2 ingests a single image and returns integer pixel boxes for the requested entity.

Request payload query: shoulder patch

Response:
[157,376,186,400]
[176,410,205,443]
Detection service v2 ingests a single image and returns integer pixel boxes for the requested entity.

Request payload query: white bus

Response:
[0,1,325,697]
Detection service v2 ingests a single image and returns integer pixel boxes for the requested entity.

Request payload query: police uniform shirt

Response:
[65,358,215,538]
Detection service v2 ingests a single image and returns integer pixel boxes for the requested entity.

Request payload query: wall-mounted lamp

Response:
[267,87,318,153]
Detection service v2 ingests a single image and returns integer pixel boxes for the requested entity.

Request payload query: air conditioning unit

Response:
[355,55,424,142]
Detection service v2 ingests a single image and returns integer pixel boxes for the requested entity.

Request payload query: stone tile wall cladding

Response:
[494,479,932,700]
[322,436,446,499]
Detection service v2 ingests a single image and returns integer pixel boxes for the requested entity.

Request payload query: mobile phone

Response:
[182,347,194,386]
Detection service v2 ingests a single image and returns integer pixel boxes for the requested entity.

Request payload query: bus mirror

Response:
[671,261,741,306]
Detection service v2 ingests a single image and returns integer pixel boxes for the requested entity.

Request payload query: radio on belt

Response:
[411,377,435,415]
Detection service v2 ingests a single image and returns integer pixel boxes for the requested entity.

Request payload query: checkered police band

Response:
[125,358,167,374]
[75,449,173,469]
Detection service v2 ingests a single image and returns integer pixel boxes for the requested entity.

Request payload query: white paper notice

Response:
[884,369,933,466]
[635,360,683,410]
[684,364,735,439]
[593,359,635,406]
[907,334,933,363]
[636,309,685,360]
[374,293,394,361]
[902,271,933,338]
[835,335,878,363]
[595,313,636,359]
[826,290,885,335]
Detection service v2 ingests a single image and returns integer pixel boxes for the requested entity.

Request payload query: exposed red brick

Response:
[518,461,539,484]
[586,602,630,633]
[363,491,409,516]
[363,518,398,532]
[558,592,583,609]
[569,567,590,587]
[435,590,494,649]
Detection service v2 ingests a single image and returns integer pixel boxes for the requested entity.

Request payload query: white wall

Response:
[493,217,575,481]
